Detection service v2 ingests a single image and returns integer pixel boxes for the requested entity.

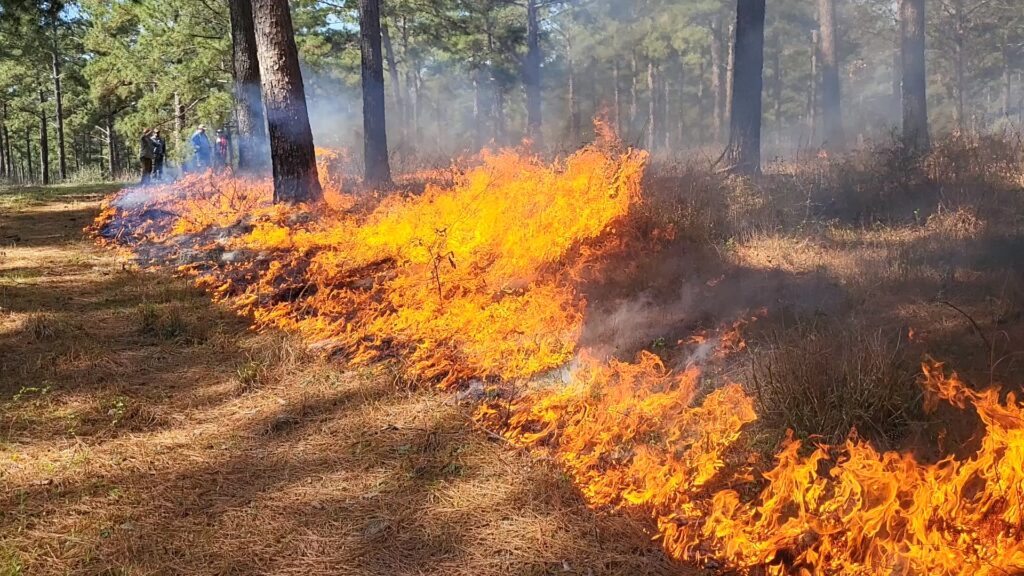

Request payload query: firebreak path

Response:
[0,185,690,576]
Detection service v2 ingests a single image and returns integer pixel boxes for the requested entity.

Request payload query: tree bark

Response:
[568,48,579,143]
[1002,33,1012,118]
[697,55,706,145]
[710,17,725,143]
[357,0,393,188]
[473,73,484,148]
[105,113,115,179]
[817,0,844,151]
[25,126,33,182]
[646,59,656,151]
[953,0,966,133]
[524,0,542,141]
[39,91,50,185]
[629,51,638,136]
[900,0,929,152]
[51,47,67,180]
[229,0,268,171]
[723,0,766,174]
[809,30,819,145]
[252,0,323,202]
[771,34,782,144]
[725,22,736,129]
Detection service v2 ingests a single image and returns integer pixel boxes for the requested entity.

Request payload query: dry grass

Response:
[748,320,921,449]
[0,188,683,575]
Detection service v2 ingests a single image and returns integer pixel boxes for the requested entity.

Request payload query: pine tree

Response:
[251,0,322,203]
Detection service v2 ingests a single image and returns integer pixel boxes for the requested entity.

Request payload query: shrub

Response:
[748,320,922,449]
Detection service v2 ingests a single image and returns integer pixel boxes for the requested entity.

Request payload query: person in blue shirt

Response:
[190,124,212,170]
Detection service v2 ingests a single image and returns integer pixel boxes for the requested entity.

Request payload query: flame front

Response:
[94,138,1024,575]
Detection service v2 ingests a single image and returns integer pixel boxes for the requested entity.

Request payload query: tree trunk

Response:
[0,104,6,179]
[817,0,844,151]
[473,73,484,148]
[900,0,929,152]
[646,59,656,151]
[357,0,393,188]
[381,22,405,139]
[105,113,115,178]
[39,93,50,185]
[697,55,706,145]
[772,35,782,145]
[51,22,67,180]
[676,63,685,148]
[25,126,33,182]
[809,30,819,145]
[1002,34,1012,118]
[630,51,638,136]
[710,18,725,143]
[723,0,766,174]
[229,0,268,171]
[953,0,966,133]
[493,87,506,144]
[568,48,579,143]
[725,22,736,129]
[252,0,323,202]
[524,0,542,141]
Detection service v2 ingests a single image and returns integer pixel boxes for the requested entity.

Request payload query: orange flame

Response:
[93,139,1024,575]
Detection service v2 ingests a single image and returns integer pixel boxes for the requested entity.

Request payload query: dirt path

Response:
[0,189,684,575]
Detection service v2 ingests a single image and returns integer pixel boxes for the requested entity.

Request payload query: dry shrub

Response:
[748,320,922,449]
[924,206,984,240]
[639,161,731,244]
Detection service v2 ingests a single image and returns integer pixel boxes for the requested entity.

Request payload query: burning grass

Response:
[87,133,1024,575]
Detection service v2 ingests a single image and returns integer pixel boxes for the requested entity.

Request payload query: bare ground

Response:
[0,187,683,576]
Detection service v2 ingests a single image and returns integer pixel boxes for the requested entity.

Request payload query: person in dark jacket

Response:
[151,129,166,180]
[190,124,212,169]
[139,128,155,184]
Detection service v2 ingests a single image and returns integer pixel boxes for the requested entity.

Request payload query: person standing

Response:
[190,124,212,169]
[139,128,155,184]
[151,129,166,180]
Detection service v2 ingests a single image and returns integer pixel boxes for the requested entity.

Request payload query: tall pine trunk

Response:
[809,30,819,145]
[723,0,766,174]
[25,126,33,182]
[229,0,268,171]
[252,0,322,202]
[51,21,67,180]
[646,59,656,151]
[900,0,929,152]
[817,0,844,151]
[105,113,115,179]
[524,0,542,141]
[629,51,638,136]
[39,92,50,185]
[725,23,736,128]
[359,0,393,187]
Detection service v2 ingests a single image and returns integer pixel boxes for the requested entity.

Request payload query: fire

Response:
[94,138,647,386]
[92,136,1024,575]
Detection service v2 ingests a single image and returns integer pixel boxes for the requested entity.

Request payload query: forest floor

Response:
[0,185,684,576]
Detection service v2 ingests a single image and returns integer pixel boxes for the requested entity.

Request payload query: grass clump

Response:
[748,320,922,449]
[136,302,208,344]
